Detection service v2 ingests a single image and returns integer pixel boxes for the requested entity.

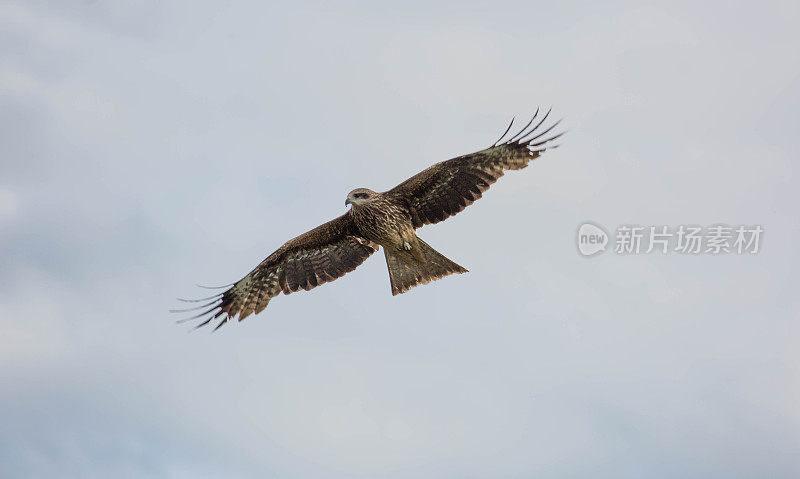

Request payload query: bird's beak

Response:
[345,198,352,207]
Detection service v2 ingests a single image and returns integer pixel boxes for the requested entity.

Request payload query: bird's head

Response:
[345,188,376,207]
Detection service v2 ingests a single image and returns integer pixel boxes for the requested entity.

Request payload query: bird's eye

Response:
[355,193,366,199]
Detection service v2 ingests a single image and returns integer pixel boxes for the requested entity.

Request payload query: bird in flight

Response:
[175,110,562,330]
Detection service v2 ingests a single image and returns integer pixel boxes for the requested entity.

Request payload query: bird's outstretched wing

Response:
[174,213,378,330]
[387,109,563,228]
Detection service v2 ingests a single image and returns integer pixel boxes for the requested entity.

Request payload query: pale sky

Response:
[1,1,799,478]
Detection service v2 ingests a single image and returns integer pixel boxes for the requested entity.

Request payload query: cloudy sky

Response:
[1,1,799,477]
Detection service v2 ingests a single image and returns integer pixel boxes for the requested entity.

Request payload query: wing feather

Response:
[177,213,377,330]
[388,113,562,228]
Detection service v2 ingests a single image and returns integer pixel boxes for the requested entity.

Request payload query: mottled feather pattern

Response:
[389,109,562,228]
[176,214,377,330]
[281,236,377,293]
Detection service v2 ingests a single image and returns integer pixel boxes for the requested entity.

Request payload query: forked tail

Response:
[384,237,468,295]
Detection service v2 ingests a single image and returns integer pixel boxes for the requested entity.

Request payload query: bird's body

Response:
[175,111,562,329]
[348,190,417,257]
[347,189,467,293]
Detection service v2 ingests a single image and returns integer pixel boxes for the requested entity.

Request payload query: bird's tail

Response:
[384,237,468,296]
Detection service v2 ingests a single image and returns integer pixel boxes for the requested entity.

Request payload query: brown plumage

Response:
[174,111,562,330]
